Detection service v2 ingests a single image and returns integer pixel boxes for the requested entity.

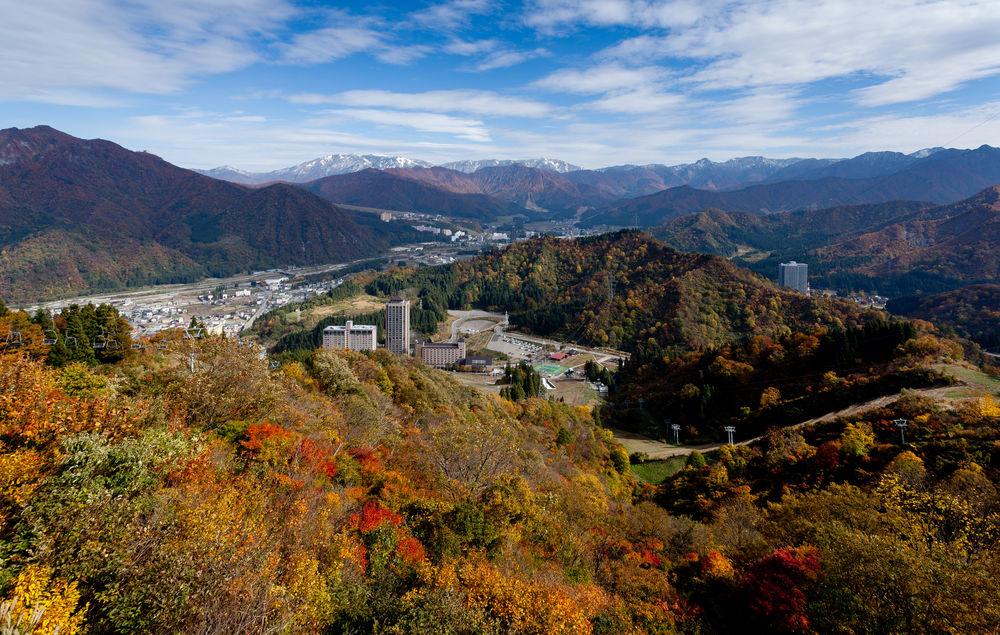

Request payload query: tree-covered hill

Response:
[888,284,1000,350]
[652,186,1000,298]
[1,302,997,633]
[367,231,875,352]
[0,126,428,303]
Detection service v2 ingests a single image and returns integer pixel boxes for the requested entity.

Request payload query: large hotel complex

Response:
[321,297,484,371]
[322,297,413,355]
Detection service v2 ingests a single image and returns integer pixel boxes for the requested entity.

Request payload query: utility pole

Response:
[723,426,736,445]
[606,272,615,301]
[893,418,909,445]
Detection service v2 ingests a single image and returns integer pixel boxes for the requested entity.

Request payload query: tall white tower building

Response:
[778,261,809,293]
[386,296,411,355]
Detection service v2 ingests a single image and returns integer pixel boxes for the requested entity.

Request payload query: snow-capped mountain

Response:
[909,147,945,159]
[197,165,258,182]
[197,154,432,184]
[439,158,582,174]
[270,154,432,182]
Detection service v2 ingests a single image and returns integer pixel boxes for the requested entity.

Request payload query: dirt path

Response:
[610,386,956,460]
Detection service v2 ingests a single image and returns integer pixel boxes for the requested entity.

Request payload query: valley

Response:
[1,126,998,635]
[5,4,1000,632]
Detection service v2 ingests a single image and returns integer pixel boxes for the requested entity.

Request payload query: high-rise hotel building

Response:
[778,261,809,293]
[386,296,411,355]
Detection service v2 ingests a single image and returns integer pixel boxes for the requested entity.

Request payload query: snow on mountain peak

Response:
[438,158,582,173]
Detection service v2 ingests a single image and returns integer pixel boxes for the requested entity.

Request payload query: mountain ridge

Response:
[0,126,426,302]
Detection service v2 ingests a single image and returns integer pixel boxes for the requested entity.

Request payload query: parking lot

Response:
[487,334,547,359]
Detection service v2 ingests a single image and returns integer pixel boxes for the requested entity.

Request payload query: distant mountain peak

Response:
[197,153,433,184]
[438,158,582,174]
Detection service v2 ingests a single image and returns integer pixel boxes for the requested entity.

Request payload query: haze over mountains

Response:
[195,145,1000,225]
[592,145,1000,226]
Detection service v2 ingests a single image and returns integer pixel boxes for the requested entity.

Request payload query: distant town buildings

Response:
[417,341,466,368]
[386,296,411,355]
[322,320,377,351]
[779,261,809,292]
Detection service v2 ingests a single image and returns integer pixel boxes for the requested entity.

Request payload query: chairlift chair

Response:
[43,330,59,346]
[3,330,23,348]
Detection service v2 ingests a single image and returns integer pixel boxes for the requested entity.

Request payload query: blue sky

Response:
[2,0,1000,170]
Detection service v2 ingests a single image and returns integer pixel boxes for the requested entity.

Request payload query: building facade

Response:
[417,341,466,368]
[778,261,809,292]
[386,296,411,355]
[322,320,377,351]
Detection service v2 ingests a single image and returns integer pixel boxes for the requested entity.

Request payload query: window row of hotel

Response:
[321,297,491,371]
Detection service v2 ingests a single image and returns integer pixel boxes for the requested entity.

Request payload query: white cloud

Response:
[0,0,293,105]
[524,0,713,32]
[278,16,432,66]
[289,90,554,118]
[586,88,686,114]
[534,64,666,94]
[709,89,802,124]
[597,0,1000,106]
[443,38,500,55]
[474,48,549,71]
[316,109,492,142]
[408,0,493,29]
[278,26,384,64]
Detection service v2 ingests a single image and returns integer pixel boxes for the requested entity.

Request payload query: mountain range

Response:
[4,124,1000,318]
[0,126,428,303]
[651,185,1000,297]
[196,146,999,223]
[591,145,1000,226]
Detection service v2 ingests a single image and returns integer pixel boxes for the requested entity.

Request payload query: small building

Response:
[456,355,494,372]
[322,320,377,351]
[549,352,569,361]
[417,341,466,368]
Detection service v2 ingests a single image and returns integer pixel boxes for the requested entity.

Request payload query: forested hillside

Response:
[652,186,1000,299]
[1,300,997,633]
[0,126,427,302]
[888,284,1000,350]
[366,231,873,352]
[656,389,1000,633]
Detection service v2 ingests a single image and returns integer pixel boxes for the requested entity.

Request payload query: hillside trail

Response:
[610,385,959,460]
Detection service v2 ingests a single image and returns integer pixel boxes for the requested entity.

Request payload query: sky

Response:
[2,0,1000,170]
